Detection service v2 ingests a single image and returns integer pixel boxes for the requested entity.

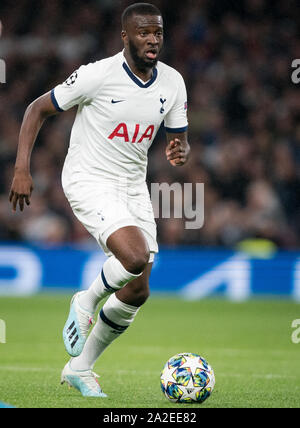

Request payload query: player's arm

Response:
[9,91,59,212]
[165,131,190,166]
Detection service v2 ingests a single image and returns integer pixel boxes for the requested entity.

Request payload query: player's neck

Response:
[123,51,153,82]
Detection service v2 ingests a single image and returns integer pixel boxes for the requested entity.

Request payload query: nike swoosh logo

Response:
[111,99,125,104]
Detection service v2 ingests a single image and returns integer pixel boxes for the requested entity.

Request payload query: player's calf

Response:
[78,255,144,313]
[116,264,152,307]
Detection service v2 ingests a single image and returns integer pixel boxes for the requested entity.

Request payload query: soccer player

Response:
[9,3,190,397]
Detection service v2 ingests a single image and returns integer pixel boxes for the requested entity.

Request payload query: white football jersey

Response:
[52,50,188,185]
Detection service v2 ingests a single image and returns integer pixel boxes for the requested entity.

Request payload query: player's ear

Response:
[121,30,127,43]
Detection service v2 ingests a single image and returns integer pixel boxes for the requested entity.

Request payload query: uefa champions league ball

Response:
[160,353,215,403]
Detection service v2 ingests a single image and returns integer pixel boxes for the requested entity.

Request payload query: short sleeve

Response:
[164,73,188,133]
[51,62,102,111]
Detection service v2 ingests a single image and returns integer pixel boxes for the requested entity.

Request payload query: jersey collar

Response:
[122,61,158,88]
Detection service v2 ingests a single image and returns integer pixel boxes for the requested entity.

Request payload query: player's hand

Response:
[166,138,190,166]
[9,171,33,212]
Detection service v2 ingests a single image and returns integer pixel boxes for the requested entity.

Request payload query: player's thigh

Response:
[63,180,154,272]
[63,181,139,251]
[106,225,150,274]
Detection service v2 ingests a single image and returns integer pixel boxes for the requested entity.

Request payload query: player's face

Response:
[123,14,164,71]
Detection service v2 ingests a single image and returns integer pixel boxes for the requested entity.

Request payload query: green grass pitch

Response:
[0,294,299,408]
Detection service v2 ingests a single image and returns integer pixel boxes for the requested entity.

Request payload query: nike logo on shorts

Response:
[111,99,125,103]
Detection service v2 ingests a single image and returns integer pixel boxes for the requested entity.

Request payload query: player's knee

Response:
[122,248,150,275]
[135,289,150,306]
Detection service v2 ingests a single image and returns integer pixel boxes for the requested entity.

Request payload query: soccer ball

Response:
[160,353,215,403]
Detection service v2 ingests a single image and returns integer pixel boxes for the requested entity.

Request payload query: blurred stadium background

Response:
[0,0,300,298]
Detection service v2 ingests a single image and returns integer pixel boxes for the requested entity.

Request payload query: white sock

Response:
[71,294,140,371]
[78,256,141,313]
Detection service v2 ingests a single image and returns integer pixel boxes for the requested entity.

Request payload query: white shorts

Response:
[62,173,158,262]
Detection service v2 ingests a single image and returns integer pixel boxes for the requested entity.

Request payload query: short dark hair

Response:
[122,3,162,29]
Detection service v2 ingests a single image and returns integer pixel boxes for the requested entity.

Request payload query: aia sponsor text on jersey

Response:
[108,123,155,143]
